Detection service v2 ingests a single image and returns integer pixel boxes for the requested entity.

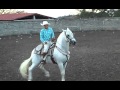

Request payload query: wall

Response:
[0,17,120,36]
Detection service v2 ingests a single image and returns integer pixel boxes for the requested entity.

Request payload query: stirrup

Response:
[41,60,46,64]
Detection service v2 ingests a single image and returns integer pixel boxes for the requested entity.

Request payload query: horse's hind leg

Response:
[39,64,50,77]
[28,55,41,81]
[28,63,38,81]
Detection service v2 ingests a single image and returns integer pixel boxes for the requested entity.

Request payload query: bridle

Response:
[64,31,71,43]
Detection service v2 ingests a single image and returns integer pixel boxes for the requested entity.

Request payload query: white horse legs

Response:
[58,63,66,81]
[28,63,50,81]
[39,64,50,77]
[28,54,42,81]
[28,63,37,81]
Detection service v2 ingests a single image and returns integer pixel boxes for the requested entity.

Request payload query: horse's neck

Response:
[56,32,69,52]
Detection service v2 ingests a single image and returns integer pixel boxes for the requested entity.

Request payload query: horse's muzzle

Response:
[71,39,76,45]
[72,41,76,45]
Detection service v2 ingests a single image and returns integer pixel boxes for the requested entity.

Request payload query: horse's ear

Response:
[62,29,66,32]
[67,27,70,30]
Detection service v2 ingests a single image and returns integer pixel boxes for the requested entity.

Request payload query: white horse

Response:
[19,28,76,81]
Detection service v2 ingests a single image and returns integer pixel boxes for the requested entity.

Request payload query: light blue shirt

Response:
[40,27,55,43]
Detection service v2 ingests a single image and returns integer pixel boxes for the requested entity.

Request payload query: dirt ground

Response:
[1,30,120,81]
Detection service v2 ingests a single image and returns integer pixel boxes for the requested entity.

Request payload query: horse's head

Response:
[62,28,76,45]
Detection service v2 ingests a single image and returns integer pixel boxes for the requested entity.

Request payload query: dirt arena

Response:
[0,30,120,81]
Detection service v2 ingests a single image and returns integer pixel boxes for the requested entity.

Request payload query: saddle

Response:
[34,43,57,64]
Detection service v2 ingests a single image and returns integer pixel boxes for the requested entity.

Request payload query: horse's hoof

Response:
[45,72,50,77]
[28,79,32,81]
[61,79,65,81]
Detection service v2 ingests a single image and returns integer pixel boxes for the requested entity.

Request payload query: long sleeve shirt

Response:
[40,27,55,43]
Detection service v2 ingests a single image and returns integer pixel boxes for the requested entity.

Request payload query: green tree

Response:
[76,9,115,18]
[113,9,120,17]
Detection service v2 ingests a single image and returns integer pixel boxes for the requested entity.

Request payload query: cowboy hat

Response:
[40,21,50,26]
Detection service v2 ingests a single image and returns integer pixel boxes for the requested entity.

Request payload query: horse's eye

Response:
[67,35,69,37]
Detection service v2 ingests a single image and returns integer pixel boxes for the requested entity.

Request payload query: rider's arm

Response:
[40,29,45,43]
[51,28,55,41]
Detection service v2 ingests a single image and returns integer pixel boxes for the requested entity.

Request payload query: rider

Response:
[40,21,55,63]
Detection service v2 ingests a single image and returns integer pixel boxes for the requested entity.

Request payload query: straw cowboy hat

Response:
[40,21,50,26]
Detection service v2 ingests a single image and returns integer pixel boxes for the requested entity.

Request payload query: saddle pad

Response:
[34,44,43,54]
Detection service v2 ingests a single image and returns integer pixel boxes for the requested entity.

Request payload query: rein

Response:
[55,46,70,61]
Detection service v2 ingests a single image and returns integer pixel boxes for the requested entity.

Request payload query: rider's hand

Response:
[51,38,55,42]
[44,42,47,44]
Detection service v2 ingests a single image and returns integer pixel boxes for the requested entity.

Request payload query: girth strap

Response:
[55,46,70,61]
[50,48,57,64]
[51,55,57,64]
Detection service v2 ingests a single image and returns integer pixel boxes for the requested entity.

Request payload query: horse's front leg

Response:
[58,63,65,81]
[64,62,67,70]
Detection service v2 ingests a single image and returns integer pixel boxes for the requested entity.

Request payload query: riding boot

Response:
[41,53,47,64]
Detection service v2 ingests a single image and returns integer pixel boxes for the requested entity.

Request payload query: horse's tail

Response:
[19,56,32,79]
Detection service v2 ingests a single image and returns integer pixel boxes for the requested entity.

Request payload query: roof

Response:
[0,13,55,21]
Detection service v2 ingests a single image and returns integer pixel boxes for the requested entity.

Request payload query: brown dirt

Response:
[0,30,120,81]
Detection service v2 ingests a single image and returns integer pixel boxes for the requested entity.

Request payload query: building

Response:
[0,13,55,21]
